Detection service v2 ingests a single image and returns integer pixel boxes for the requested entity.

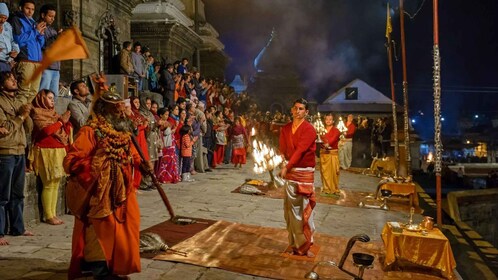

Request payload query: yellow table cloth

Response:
[381,223,457,279]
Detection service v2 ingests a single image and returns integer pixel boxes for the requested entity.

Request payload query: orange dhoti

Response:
[320,149,340,194]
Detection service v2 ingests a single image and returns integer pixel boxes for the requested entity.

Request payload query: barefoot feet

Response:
[0,236,9,245]
[45,217,63,225]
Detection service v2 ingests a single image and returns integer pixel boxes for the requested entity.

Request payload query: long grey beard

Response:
[104,113,134,133]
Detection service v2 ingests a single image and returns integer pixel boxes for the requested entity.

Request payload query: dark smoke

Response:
[205,0,391,102]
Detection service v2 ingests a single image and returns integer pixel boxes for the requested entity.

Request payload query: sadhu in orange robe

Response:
[63,119,142,279]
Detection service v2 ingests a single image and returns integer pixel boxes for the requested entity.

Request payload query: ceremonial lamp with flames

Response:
[337,117,348,139]
[251,127,286,188]
[312,112,327,143]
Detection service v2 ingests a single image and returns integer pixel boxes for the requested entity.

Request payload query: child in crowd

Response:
[180,124,196,182]
[231,117,248,169]
[213,118,228,168]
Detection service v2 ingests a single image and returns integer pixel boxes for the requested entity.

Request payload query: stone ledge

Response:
[23,172,67,227]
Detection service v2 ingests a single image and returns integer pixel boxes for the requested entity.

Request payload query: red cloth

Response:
[279,121,316,170]
[175,122,184,149]
[231,148,246,164]
[156,146,180,184]
[133,124,149,189]
[34,121,72,148]
[213,144,225,167]
[321,126,341,150]
[345,122,356,139]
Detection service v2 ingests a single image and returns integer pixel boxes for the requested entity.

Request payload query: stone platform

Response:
[2,162,496,279]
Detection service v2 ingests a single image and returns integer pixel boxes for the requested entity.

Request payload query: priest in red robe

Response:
[279,98,317,257]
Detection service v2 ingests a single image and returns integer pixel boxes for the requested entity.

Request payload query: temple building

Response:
[131,0,228,79]
[247,29,304,112]
[229,74,247,93]
[1,0,228,83]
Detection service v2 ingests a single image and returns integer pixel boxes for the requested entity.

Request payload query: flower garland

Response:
[88,115,133,163]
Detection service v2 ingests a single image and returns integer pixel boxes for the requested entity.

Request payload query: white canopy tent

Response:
[318,79,401,114]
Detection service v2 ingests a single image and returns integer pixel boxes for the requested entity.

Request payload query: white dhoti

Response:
[339,139,353,169]
[283,167,316,255]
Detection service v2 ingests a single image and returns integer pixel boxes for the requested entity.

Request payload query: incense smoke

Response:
[206,0,391,102]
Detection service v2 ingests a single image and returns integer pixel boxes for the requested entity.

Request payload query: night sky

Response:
[204,0,498,139]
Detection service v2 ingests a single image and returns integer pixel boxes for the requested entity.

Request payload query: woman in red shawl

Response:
[128,96,149,188]
[231,116,248,168]
[30,89,72,225]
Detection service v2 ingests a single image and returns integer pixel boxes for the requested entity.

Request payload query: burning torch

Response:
[313,112,327,143]
[337,117,348,140]
[251,128,286,188]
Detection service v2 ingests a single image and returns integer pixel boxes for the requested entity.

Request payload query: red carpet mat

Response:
[232,184,423,214]
[153,220,446,280]
[140,216,217,259]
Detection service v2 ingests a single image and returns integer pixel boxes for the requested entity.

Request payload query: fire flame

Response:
[427,152,434,162]
[252,138,284,174]
[337,117,348,133]
[313,112,327,136]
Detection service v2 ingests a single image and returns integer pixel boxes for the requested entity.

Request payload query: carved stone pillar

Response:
[96,10,121,73]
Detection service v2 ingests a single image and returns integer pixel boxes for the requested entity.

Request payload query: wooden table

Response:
[381,223,457,279]
[379,182,419,207]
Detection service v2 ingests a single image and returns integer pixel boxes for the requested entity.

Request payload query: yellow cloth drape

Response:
[319,149,340,194]
[381,223,457,279]
[380,182,419,206]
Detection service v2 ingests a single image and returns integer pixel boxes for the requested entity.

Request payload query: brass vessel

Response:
[420,216,434,230]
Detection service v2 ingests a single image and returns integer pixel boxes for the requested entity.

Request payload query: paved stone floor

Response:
[0,162,495,279]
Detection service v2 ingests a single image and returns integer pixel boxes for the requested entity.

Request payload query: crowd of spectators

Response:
[0,0,64,245]
[0,0,285,244]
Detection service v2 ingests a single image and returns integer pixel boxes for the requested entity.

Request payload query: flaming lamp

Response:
[337,117,348,139]
[312,112,327,143]
[251,137,285,188]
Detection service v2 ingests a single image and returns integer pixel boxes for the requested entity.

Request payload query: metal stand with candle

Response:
[312,112,327,143]
[336,116,348,142]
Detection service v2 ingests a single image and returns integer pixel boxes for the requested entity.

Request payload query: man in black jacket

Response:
[159,63,175,108]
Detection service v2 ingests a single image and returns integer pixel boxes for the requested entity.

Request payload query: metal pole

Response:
[432,0,443,226]
[386,8,399,177]
[399,0,411,177]
[194,0,201,72]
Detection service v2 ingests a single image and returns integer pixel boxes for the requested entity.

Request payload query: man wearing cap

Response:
[64,87,146,279]
[0,3,19,72]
